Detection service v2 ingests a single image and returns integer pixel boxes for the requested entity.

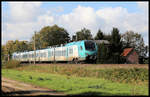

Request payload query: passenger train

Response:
[12,40,98,63]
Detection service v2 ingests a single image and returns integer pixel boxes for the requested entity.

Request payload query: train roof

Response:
[65,40,95,46]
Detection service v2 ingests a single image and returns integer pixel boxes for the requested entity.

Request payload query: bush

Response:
[95,68,148,83]
[3,60,21,69]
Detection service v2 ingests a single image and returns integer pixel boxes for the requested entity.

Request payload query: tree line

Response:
[2,24,149,64]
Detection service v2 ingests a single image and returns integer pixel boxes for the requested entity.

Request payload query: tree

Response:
[13,40,30,52]
[71,35,77,42]
[2,40,32,62]
[121,31,148,57]
[31,24,70,49]
[94,29,104,40]
[97,43,108,63]
[31,32,42,50]
[76,28,93,41]
[111,28,122,52]
[110,27,123,63]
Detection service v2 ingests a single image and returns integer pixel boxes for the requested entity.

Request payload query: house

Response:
[121,48,139,64]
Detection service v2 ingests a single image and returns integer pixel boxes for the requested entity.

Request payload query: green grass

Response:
[2,69,148,96]
[16,64,148,84]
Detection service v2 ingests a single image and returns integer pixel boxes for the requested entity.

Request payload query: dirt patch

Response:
[2,77,66,96]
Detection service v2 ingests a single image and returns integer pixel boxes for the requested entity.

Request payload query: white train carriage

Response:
[49,48,54,61]
[54,46,67,61]
[21,52,26,62]
[28,51,34,62]
[67,45,79,61]
[39,49,49,61]
[35,50,40,62]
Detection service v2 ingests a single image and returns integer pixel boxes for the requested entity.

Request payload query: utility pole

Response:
[34,31,36,64]
[8,54,10,61]
[76,35,77,41]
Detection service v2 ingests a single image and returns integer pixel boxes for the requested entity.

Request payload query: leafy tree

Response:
[13,40,29,52]
[2,40,32,61]
[76,28,93,40]
[2,45,6,61]
[71,35,77,42]
[97,43,107,63]
[31,24,70,49]
[111,28,122,52]
[94,29,104,40]
[110,27,123,63]
[121,31,148,57]
[30,32,42,50]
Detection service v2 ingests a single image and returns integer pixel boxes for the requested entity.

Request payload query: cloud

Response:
[57,5,104,36]
[96,7,129,34]
[8,2,42,23]
[2,3,148,45]
[96,6,148,45]
[2,2,43,44]
[137,2,148,12]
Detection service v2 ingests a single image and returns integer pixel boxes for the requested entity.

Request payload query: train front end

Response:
[84,40,98,63]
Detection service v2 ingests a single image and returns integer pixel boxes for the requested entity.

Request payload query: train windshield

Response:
[84,41,96,51]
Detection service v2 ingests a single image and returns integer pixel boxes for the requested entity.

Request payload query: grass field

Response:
[16,64,148,83]
[2,69,148,96]
[2,64,149,96]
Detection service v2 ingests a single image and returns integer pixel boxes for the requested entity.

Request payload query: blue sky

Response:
[40,2,139,13]
[2,1,149,45]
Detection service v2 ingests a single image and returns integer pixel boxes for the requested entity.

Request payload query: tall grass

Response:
[2,60,21,69]
[15,64,148,84]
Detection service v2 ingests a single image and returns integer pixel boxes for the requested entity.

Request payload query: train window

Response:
[69,48,73,54]
[40,53,41,57]
[85,41,96,51]
[62,51,63,56]
[49,51,51,56]
[59,51,62,56]
[45,52,46,57]
[58,51,60,56]
[64,50,66,56]
[57,51,59,56]
[63,50,66,56]
[54,51,57,56]
[43,52,45,57]
[42,53,43,57]
[62,50,64,56]
[80,46,83,50]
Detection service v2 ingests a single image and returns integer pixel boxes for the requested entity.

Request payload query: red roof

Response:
[121,48,133,57]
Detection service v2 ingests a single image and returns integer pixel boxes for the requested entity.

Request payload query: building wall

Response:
[126,51,139,64]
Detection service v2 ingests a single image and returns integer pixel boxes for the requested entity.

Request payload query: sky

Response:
[2,1,149,45]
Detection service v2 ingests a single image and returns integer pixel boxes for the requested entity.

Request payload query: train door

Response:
[73,45,78,58]
[68,46,73,61]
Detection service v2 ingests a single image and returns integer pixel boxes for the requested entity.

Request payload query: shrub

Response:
[3,60,21,69]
